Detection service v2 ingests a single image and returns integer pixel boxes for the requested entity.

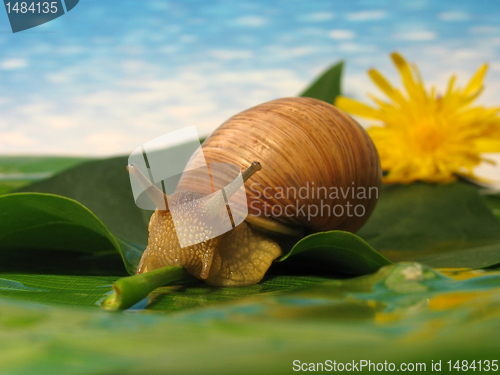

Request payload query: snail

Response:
[130,97,381,287]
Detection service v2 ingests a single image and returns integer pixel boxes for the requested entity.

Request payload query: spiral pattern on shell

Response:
[177,97,381,233]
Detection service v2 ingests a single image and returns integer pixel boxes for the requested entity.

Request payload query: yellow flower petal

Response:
[464,64,488,96]
[390,52,419,98]
[334,96,380,119]
[368,69,405,104]
[339,52,500,185]
[446,75,457,96]
[474,138,500,153]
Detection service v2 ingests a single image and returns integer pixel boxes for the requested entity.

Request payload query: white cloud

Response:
[16,102,54,114]
[491,62,500,71]
[83,131,146,155]
[396,31,437,41]
[214,68,304,88]
[58,46,86,55]
[179,35,196,43]
[209,49,253,60]
[6,24,499,158]
[338,43,377,53]
[0,60,307,156]
[472,153,500,188]
[438,11,470,21]
[299,27,324,36]
[235,16,267,27]
[346,10,387,21]
[299,12,335,22]
[328,29,355,40]
[470,26,500,34]
[158,45,179,54]
[167,103,217,118]
[451,48,486,60]
[0,58,27,70]
[46,70,75,84]
[0,132,37,147]
[266,46,317,58]
[46,116,77,130]
[286,47,316,57]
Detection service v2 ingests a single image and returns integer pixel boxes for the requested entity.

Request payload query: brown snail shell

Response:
[177,97,381,233]
[135,97,381,286]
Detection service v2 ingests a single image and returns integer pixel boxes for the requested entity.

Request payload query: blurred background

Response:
[0,0,499,157]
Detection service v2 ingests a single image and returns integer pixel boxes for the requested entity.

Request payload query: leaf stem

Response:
[101,266,192,311]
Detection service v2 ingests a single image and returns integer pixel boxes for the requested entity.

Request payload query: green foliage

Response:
[16,157,151,274]
[0,155,91,174]
[280,230,392,274]
[482,192,500,220]
[1,265,500,374]
[0,193,118,254]
[0,156,91,195]
[17,157,151,242]
[0,193,129,275]
[0,272,329,310]
[0,180,29,195]
[0,274,117,306]
[300,61,343,104]
[357,182,500,268]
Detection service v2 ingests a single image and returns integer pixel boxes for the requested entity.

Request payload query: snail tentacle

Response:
[127,163,169,211]
[202,161,262,217]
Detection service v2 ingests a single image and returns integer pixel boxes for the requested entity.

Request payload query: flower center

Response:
[409,116,446,155]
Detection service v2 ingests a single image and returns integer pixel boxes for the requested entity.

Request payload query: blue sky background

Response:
[0,0,499,156]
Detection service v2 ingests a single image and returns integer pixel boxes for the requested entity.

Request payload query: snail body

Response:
[133,97,381,286]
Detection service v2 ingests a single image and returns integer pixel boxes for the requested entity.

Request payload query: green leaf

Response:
[15,156,151,274]
[0,155,91,175]
[482,192,500,221]
[15,149,194,274]
[0,193,118,253]
[1,265,500,374]
[0,274,117,306]
[0,180,28,195]
[0,193,128,274]
[413,243,500,269]
[357,182,500,268]
[0,272,328,309]
[300,61,343,104]
[279,230,392,275]
[17,156,150,241]
[0,156,91,195]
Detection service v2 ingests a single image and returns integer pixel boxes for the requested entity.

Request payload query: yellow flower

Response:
[335,52,500,184]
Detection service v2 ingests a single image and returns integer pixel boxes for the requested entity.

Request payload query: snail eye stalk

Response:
[127,163,169,211]
[203,161,262,216]
[242,161,262,182]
